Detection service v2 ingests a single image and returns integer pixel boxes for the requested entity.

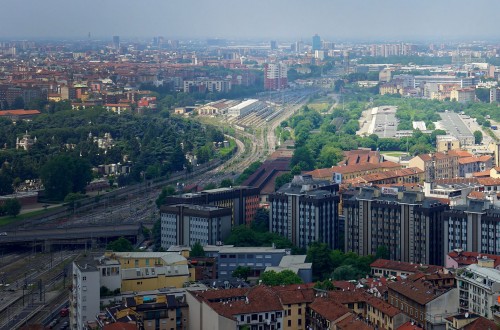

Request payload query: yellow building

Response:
[104,252,190,292]
[436,135,460,153]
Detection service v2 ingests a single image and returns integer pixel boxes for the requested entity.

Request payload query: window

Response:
[287,320,291,327]
[298,319,302,326]
[298,308,301,315]
[82,276,86,281]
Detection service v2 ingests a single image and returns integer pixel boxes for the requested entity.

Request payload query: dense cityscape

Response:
[3,1,500,330]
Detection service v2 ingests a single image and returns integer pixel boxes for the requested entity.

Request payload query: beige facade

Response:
[436,135,460,153]
[408,153,459,181]
[105,252,190,292]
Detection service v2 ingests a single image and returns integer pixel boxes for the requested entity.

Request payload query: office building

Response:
[269,175,340,249]
[343,187,448,265]
[312,34,321,51]
[203,245,293,279]
[112,35,120,50]
[264,63,288,90]
[270,40,277,50]
[490,87,500,103]
[159,204,232,249]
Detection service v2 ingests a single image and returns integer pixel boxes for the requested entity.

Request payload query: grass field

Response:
[308,103,330,112]
[0,208,58,227]
[381,151,409,157]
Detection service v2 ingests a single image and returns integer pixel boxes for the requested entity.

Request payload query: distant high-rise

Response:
[112,35,120,50]
[270,40,277,50]
[312,34,321,51]
[264,62,288,90]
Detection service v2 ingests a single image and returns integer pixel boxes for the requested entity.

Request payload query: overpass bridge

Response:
[0,223,142,249]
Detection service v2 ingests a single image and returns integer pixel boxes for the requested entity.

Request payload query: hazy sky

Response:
[1,0,499,42]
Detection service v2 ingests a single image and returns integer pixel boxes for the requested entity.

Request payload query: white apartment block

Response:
[457,261,500,320]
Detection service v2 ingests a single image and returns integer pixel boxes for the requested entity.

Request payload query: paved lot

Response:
[438,111,474,145]
[361,106,398,138]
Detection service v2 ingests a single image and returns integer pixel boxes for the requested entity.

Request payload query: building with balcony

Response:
[103,293,189,330]
[457,261,500,320]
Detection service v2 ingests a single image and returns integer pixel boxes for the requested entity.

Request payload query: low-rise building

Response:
[104,293,189,330]
[446,250,500,270]
[371,259,444,278]
[388,273,458,329]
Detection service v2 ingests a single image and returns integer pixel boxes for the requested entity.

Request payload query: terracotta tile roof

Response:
[468,191,485,200]
[103,323,137,330]
[458,156,492,165]
[0,109,41,116]
[332,281,357,291]
[447,150,473,158]
[370,259,443,274]
[336,314,374,330]
[397,321,424,330]
[476,177,500,186]
[343,167,423,184]
[447,251,500,268]
[472,170,490,177]
[308,297,351,322]
[416,152,458,162]
[194,286,283,320]
[307,161,401,177]
[388,274,452,305]
[463,316,497,330]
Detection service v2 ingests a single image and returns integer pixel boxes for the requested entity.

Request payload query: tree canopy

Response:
[260,270,302,286]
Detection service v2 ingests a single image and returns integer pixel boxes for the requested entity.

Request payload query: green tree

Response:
[3,198,21,217]
[275,173,293,191]
[474,130,483,144]
[314,280,335,291]
[251,208,269,233]
[156,185,176,208]
[260,270,302,286]
[219,178,233,188]
[190,241,206,257]
[106,237,134,252]
[203,182,217,190]
[232,266,252,280]
[225,225,259,247]
[40,154,92,201]
[332,265,359,280]
[375,245,390,260]
[291,146,314,171]
[306,242,334,281]
[0,172,13,196]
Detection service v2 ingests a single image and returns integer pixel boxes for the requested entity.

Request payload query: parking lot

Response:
[363,106,398,138]
[438,111,474,145]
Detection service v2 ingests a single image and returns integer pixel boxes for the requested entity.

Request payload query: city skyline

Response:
[2,0,500,41]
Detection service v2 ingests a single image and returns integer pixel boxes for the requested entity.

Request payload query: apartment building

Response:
[343,187,448,265]
[269,175,340,249]
[159,204,232,249]
[388,272,458,329]
[264,63,288,90]
[457,261,500,320]
[163,186,260,226]
[104,293,189,330]
[409,152,459,181]
[443,199,500,255]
